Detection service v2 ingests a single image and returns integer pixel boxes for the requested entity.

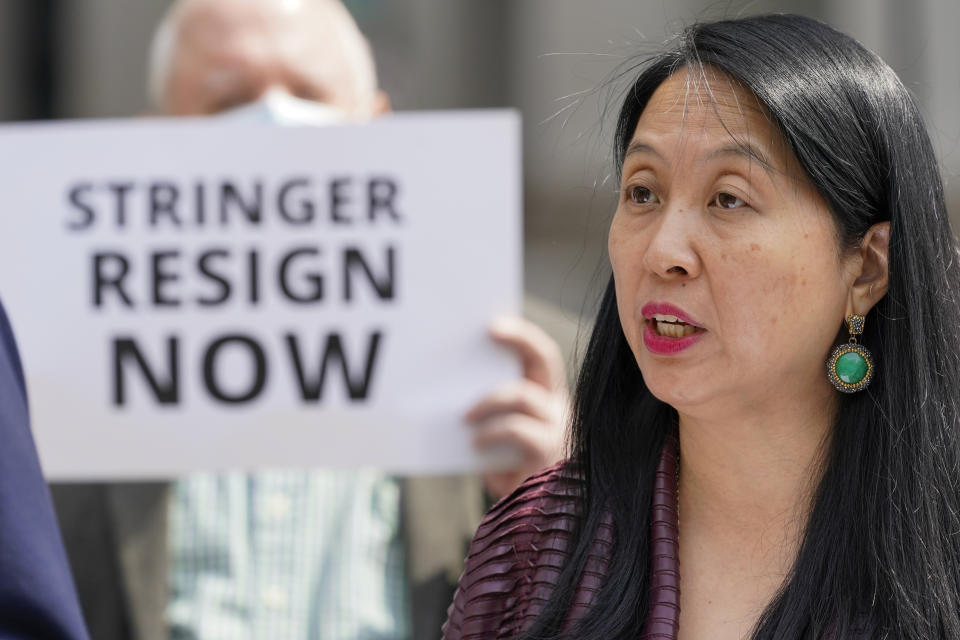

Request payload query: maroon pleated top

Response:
[441,435,680,639]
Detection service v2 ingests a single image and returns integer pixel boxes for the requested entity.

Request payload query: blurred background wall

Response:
[0,0,957,365]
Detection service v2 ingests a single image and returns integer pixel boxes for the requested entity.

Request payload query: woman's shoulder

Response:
[442,462,610,639]
[481,460,584,531]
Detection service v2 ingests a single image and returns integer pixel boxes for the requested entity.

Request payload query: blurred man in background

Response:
[52,1,569,638]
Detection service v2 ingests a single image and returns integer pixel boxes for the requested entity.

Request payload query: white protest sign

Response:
[0,111,521,480]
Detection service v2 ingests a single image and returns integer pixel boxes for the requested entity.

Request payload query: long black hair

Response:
[521,14,960,640]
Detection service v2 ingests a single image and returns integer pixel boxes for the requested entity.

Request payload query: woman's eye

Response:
[627,185,658,205]
[714,192,746,209]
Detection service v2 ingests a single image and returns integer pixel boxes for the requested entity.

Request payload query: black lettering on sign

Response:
[368,177,401,223]
[343,246,395,301]
[149,182,182,227]
[277,178,314,225]
[330,177,352,224]
[279,247,323,303]
[247,249,260,304]
[66,183,96,231]
[108,182,135,228]
[151,250,181,307]
[203,334,268,404]
[220,181,263,225]
[194,182,206,226]
[93,252,133,307]
[286,331,382,401]
[196,249,232,306]
[112,336,179,405]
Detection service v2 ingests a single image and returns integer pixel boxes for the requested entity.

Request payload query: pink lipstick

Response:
[641,302,706,355]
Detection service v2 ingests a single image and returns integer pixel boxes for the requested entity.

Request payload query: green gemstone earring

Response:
[827,314,874,393]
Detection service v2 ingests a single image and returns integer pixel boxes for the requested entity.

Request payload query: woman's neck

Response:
[677,406,831,534]
[674,390,836,640]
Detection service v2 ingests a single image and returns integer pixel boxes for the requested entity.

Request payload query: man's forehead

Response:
[173,0,358,80]
[159,0,378,115]
[177,0,302,49]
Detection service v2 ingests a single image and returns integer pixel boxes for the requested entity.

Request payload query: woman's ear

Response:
[846,221,890,316]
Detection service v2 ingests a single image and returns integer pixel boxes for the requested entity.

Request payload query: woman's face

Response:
[609,68,857,417]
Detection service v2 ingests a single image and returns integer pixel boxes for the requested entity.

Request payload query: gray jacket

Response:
[51,476,484,640]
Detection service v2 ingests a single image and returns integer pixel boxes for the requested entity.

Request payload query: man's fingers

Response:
[475,414,567,499]
[489,316,567,389]
[472,414,554,454]
[470,316,572,499]
[464,379,556,424]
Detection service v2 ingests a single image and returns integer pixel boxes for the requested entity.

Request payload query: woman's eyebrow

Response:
[703,142,773,170]
[623,141,664,161]
[624,140,774,171]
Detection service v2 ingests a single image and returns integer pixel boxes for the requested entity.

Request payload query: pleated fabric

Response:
[640,433,680,639]
[442,436,681,640]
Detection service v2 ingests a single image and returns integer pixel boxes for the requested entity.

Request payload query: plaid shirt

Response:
[167,469,409,639]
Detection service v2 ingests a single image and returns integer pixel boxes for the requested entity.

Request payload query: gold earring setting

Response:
[827,314,874,393]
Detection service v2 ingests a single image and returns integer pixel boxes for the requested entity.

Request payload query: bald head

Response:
[149,0,383,117]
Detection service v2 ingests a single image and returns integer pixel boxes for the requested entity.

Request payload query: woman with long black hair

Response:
[443,13,960,640]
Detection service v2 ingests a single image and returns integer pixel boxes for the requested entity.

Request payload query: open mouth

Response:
[650,314,703,338]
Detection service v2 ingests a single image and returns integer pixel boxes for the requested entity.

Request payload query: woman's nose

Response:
[641,207,701,280]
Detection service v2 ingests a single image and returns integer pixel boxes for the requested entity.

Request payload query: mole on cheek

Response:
[750,243,761,252]
[764,271,797,297]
